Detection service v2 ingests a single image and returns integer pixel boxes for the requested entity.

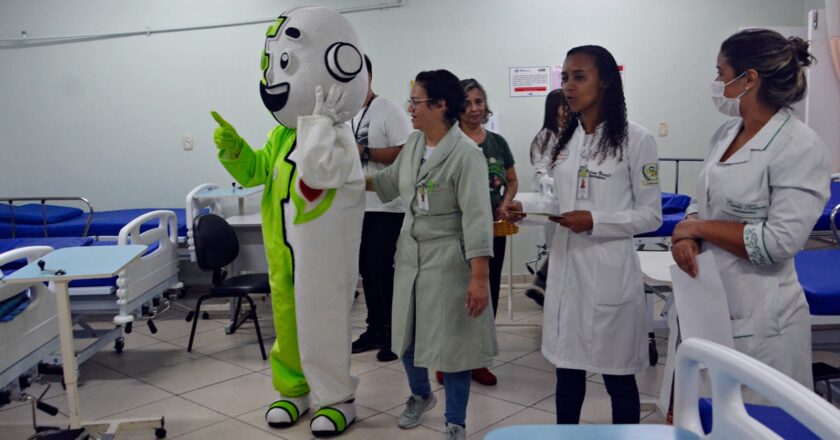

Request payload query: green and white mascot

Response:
[211,6,367,437]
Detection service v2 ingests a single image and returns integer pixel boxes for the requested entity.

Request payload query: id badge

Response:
[576,166,590,199]
[417,187,430,213]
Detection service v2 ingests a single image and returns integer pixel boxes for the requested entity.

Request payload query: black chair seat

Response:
[209,273,270,296]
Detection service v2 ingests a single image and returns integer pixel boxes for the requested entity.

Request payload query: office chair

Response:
[186,213,268,360]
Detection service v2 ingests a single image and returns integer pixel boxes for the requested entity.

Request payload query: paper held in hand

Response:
[670,251,734,349]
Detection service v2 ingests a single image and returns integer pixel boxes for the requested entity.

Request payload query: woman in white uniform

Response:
[671,29,830,388]
[510,45,662,424]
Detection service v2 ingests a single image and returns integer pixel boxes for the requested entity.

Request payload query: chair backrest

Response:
[193,213,239,274]
[674,338,840,439]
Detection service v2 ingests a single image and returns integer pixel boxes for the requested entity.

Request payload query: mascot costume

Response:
[210,6,367,437]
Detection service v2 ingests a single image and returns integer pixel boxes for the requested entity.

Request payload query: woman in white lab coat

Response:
[510,45,662,424]
[672,29,830,389]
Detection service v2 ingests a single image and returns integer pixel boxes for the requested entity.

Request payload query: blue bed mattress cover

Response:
[794,248,840,316]
[0,203,84,224]
[636,212,684,238]
[0,208,189,239]
[699,398,818,439]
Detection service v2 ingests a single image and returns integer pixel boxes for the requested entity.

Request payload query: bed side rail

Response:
[1,197,94,238]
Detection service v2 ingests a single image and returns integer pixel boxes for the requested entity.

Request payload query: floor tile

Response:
[133,356,252,394]
[43,377,173,421]
[95,395,224,439]
[172,417,282,439]
[470,407,556,439]
[180,372,279,417]
[471,363,555,407]
[92,341,203,376]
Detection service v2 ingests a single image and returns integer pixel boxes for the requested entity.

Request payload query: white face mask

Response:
[710,71,748,117]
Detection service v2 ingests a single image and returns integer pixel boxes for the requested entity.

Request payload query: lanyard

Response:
[351,95,376,141]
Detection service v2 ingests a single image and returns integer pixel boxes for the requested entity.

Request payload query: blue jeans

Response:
[402,342,471,427]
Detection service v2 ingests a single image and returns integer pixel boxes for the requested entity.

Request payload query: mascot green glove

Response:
[211,6,367,437]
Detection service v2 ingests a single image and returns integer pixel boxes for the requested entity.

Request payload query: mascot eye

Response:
[325,42,362,83]
[285,27,301,39]
[280,52,290,69]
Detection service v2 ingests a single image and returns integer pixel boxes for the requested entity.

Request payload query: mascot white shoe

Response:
[212,6,367,437]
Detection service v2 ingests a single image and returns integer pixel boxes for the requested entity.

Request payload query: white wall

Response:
[0,0,818,272]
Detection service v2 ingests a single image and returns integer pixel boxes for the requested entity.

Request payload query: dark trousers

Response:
[555,368,640,424]
[488,236,506,318]
[359,211,404,338]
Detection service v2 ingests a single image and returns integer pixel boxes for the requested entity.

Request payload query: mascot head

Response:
[260,6,367,128]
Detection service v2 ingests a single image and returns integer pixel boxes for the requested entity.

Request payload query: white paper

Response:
[670,251,734,349]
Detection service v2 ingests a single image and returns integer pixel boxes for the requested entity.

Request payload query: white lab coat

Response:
[686,109,830,388]
[542,121,662,375]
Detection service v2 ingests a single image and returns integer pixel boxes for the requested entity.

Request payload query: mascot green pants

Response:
[212,6,368,437]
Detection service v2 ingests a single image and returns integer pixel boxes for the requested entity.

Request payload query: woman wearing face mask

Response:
[509,45,662,424]
[671,29,830,388]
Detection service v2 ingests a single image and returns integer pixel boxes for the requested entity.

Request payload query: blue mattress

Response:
[794,248,840,316]
[0,208,189,239]
[699,398,818,439]
[0,203,84,224]
[813,181,840,232]
[637,212,684,238]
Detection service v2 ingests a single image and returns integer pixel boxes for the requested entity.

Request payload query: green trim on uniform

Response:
[290,174,337,224]
[312,407,348,432]
[266,17,285,37]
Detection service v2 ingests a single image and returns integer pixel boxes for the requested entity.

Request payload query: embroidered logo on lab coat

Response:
[642,163,659,186]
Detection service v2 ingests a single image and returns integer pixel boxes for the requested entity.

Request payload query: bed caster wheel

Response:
[648,340,658,366]
[155,428,167,438]
[115,337,125,354]
[202,312,210,320]
[147,320,158,334]
[185,311,195,322]
[125,322,133,334]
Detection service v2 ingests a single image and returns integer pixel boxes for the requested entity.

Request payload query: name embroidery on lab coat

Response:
[589,170,612,181]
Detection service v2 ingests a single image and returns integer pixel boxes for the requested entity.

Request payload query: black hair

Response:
[542,89,570,135]
[721,28,815,110]
[459,78,493,124]
[364,54,372,77]
[415,70,465,127]
[551,45,629,167]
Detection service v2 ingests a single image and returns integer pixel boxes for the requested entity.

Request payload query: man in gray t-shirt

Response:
[349,55,412,361]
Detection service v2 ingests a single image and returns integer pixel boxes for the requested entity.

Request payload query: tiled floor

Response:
[1,289,837,439]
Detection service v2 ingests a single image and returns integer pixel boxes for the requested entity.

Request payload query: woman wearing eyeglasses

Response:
[367,69,497,440]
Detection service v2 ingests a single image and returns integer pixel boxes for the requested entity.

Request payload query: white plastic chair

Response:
[674,338,840,439]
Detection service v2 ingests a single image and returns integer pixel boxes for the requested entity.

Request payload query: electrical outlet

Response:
[183,135,193,150]
[657,122,668,137]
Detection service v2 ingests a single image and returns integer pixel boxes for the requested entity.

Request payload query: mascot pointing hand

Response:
[211,6,367,436]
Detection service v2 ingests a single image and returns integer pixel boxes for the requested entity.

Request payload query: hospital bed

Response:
[1,197,192,251]
[0,210,181,364]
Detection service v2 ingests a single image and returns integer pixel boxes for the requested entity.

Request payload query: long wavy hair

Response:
[551,45,628,167]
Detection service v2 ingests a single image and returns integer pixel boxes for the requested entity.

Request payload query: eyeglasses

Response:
[406,97,432,107]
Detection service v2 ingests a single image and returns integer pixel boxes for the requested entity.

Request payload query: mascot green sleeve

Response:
[211,6,367,437]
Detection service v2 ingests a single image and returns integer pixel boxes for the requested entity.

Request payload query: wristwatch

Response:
[361,146,371,163]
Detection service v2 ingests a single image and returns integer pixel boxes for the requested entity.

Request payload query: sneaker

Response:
[445,423,466,440]
[398,394,437,429]
[435,371,444,385]
[525,289,544,307]
[351,331,382,354]
[471,368,497,386]
[376,348,398,362]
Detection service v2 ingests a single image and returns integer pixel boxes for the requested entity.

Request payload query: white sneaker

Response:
[398,393,437,429]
